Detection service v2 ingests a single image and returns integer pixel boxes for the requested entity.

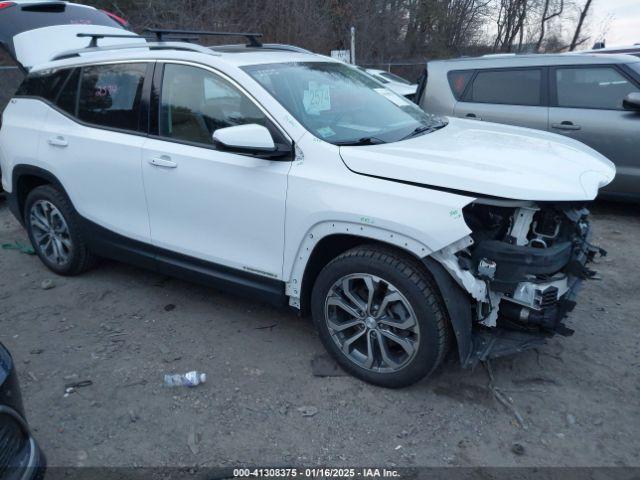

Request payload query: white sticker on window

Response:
[317,126,335,138]
[303,81,331,114]
[374,88,411,107]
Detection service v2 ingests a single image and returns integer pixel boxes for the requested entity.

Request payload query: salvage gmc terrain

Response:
[0,19,615,387]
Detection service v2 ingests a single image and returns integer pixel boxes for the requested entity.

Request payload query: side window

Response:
[555,67,637,110]
[56,68,80,115]
[467,69,542,106]
[447,70,473,100]
[78,63,146,131]
[15,68,71,102]
[159,63,272,146]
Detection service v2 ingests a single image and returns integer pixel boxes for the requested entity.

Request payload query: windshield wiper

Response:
[335,136,387,146]
[399,121,447,141]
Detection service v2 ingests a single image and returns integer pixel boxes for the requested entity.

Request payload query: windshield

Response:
[243,62,444,145]
[380,72,413,85]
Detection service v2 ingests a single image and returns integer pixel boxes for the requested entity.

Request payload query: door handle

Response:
[465,113,482,120]
[148,156,177,168]
[48,136,68,147]
[552,121,581,131]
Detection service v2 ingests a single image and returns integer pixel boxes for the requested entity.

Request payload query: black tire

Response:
[24,185,96,276]
[311,245,450,388]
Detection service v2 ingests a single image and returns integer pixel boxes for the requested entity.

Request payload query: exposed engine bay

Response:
[433,200,606,365]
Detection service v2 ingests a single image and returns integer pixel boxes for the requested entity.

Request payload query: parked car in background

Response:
[417,53,640,202]
[0,342,45,479]
[365,68,418,99]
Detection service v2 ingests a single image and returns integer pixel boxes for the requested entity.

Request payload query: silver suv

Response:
[417,53,640,201]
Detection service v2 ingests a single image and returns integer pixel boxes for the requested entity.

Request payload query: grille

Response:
[0,411,29,478]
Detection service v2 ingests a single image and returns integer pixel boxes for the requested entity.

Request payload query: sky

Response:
[591,0,640,47]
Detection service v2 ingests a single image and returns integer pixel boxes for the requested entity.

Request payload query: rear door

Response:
[453,67,549,130]
[0,1,135,70]
[549,64,640,198]
[36,61,153,242]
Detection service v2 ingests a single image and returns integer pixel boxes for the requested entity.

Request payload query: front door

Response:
[549,65,640,198]
[141,62,291,280]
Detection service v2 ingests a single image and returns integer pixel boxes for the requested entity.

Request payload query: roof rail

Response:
[51,41,219,62]
[145,28,263,47]
[77,33,143,48]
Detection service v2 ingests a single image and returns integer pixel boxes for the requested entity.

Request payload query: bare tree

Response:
[569,0,593,51]
[534,0,564,51]
[493,0,529,52]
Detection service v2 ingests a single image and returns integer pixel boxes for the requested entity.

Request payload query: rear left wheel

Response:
[24,185,96,276]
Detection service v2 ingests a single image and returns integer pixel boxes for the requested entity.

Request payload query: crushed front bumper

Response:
[429,203,606,369]
[463,223,605,367]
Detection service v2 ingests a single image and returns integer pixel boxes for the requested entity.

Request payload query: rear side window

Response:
[467,69,542,106]
[555,67,638,110]
[447,70,473,100]
[78,63,146,131]
[56,68,80,115]
[15,68,71,101]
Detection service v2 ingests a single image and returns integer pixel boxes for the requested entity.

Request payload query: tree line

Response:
[86,0,599,77]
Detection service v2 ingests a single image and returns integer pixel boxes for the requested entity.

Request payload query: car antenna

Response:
[144,28,263,47]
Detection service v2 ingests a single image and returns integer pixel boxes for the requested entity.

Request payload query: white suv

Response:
[0,25,615,387]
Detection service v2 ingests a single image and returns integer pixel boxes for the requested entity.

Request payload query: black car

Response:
[0,342,45,480]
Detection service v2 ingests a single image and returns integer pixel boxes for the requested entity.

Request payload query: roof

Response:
[33,40,336,72]
[429,52,640,69]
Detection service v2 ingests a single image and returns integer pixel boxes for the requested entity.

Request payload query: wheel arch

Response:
[289,223,474,367]
[287,221,432,311]
[11,165,67,223]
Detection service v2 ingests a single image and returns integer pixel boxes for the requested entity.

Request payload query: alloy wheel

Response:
[29,200,73,266]
[324,273,420,373]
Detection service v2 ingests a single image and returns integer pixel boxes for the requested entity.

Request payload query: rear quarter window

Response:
[15,68,72,101]
[447,70,474,100]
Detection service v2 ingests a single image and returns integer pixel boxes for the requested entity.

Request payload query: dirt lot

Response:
[0,196,638,469]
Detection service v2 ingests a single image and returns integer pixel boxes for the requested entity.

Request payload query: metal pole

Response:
[350,26,356,65]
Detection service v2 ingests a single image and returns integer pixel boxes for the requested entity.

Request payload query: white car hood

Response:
[339,117,616,201]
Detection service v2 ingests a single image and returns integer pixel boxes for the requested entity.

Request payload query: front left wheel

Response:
[311,245,450,388]
[24,185,96,276]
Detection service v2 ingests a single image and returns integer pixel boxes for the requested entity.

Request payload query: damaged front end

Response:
[432,200,605,368]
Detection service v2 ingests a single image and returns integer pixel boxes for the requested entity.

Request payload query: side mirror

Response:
[212,124,276,154]
[623,92,640,112]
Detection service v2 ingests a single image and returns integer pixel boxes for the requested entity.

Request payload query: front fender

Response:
[285,221,433,305]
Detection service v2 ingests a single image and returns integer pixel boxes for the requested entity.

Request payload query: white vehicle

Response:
[364,68,418,99]
[0,22,615,387]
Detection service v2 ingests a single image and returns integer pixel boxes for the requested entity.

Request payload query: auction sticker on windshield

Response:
[303,81,331,113]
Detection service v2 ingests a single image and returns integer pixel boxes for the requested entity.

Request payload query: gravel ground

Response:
[0,196,638,468]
